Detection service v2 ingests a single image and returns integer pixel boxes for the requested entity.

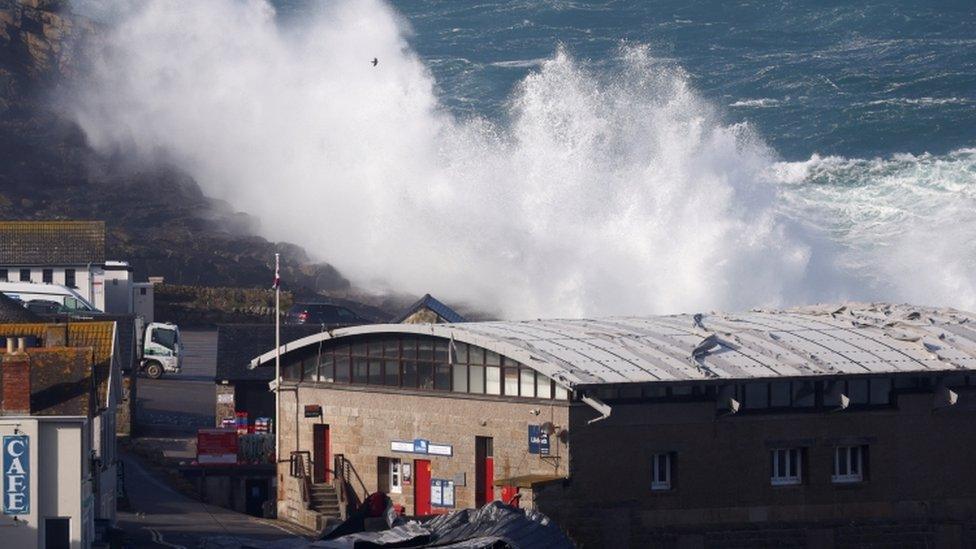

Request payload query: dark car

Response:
[285,302,370,326]
[24,299,67,315]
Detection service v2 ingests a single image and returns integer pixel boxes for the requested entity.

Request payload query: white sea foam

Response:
[729,98,781,108]
[65,0,976,317]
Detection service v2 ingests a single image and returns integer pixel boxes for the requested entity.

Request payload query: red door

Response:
[475,436,494,506]
[414,459,431,515]
[313,424,331,483]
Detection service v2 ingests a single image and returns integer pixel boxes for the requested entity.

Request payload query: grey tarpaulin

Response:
[311,502,574,548]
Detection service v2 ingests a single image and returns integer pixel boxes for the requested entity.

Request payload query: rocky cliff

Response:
[0,0,357,296]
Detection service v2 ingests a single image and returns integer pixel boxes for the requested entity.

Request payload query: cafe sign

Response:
[3,435,29,514]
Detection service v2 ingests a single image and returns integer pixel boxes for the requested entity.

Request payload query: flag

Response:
[272,253,280,290]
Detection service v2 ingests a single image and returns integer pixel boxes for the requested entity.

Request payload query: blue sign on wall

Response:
[3,435,29,515]
[528,425,550,455]
[413,439,429,454]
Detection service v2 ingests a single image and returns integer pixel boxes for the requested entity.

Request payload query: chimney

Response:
[1,354,31,415]
[4,338,12,354]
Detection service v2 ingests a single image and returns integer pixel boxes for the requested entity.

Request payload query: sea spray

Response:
[65,0,974,317]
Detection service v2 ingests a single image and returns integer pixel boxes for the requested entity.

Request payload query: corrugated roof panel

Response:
[251,303,976,387]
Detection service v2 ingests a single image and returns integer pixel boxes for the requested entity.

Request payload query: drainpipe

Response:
[580,393,612,424]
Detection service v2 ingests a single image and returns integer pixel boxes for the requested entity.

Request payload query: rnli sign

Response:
[3,435,29,514]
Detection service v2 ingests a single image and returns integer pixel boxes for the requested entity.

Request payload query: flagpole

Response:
[274,253,281,463]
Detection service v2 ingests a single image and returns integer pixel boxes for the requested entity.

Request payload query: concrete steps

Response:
[308,483,341,521]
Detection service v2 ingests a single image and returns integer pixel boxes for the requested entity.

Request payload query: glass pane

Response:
[434,340,449,363]
[792,381,816,407]
[671,385,692,396]
[770,382,791,407]
[486,351,501,366]
[418,363,434,390]
[838,449,848,475]
[402,361,417,388]
[452,364,468,393]
[554,384,569,400]
[870,378,891,404]
[776,450,785,477]
[656,455,666,482]
[470,365,485,393]
[284,361,301,380]
[335,355,351,383]
[520,369,536,398]
[435,364,451,391]
[369,359,383,385]
[850,447,860,473]
[353,357,368,384]
[418,339,434,361]
[302,356,318,381]
[453,343,468,364]
[401,338,417,360]
[486,366,501,395]
[789,449,799,477]
[849,379,869,404]
[352,341,368,357]
[504,368,519,396]
[383,360,399,386]
[384,338,400,358]
[320,354,334,382]
[469,346,485,364]
[744,383,769,409]
[536,372,551,399]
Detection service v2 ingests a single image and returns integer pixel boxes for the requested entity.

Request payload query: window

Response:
[833,446,864,484]
[770,448,802,485]
[0,269,7,281]
[452,364,468,393]
[651,453,672,491]
[770,382,791,407]
[42,268,53,283]
[503,366,519,396]
[554,383,569,400]
[520,368,536,398]
[792,381,816,407]
[470,365,485,394]
[383,360,399,386]
[64,269,75,288]
[19,268,30,282]
[139,287,146,295]
[743,383,769,409]
[486,366,501,395]
[389,458,403,494]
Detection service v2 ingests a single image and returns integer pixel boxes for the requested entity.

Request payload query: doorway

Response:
[313,424,331,483]
[475,436,494,507]
[414,459,431,515]
[44,517,69,549]
[245,479,269,517]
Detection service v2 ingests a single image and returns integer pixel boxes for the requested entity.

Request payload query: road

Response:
[117,451,308,548]
[137,330,218,436]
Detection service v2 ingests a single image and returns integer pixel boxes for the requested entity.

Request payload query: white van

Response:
[0,281,100,314]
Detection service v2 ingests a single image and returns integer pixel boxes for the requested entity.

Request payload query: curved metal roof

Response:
[249,303,976,388]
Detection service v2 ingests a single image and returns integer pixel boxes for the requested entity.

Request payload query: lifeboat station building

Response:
[251,303,976,547]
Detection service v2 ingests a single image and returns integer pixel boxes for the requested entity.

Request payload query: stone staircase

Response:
[309,482,342,523]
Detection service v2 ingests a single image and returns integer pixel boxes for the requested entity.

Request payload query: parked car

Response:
[285,302,370,326]
[24,299,68,315]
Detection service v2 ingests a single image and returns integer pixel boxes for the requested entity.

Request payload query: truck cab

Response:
[141,322,182,379]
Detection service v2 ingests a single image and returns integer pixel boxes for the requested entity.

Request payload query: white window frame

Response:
[390,458,403,494]
[832,446,863,484]
[770,448,802,486]
[651,453,671,491]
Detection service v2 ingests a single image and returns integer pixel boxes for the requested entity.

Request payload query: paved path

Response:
[117,451,309,548]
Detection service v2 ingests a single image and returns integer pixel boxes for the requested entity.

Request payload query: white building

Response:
[0,221,153,317]
[0,308,122,548]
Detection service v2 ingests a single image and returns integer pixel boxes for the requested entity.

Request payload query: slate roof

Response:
[0,221,106,265]
[0,292,40,323]
[392,294,466,324]
[217,324,330,382]
[251,303,976,389]
[26,348,95,416]
[0,321,116,409]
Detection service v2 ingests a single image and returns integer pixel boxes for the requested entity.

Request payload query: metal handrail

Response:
[290,451,313,508]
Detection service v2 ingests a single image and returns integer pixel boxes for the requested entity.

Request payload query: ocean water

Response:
[68,0,976,318]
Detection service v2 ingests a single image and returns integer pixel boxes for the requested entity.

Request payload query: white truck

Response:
[137,318,182,379]
[1,281,181,379]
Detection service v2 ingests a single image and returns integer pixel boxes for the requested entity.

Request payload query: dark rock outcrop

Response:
[0,0,351,293]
